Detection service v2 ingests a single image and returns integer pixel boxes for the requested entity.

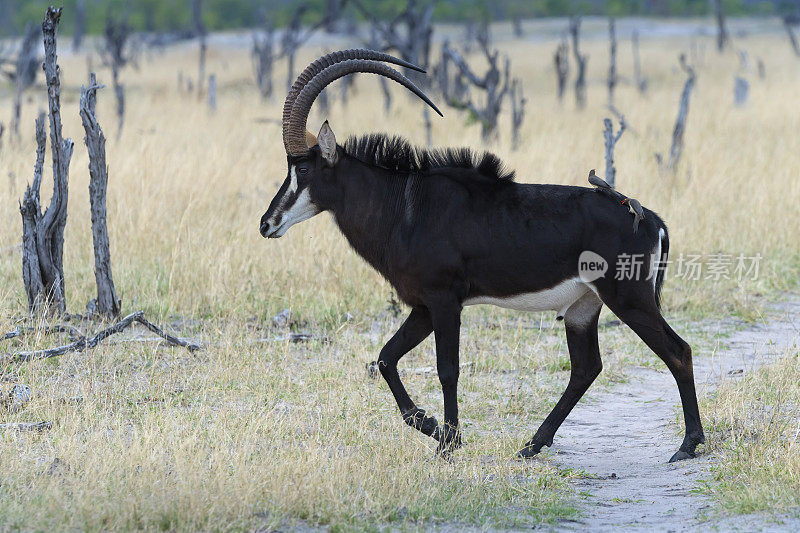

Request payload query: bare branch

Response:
[3,311,203,364]
[0,421,52,432]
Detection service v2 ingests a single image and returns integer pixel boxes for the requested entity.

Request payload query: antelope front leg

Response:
[430,300,463,456]
[377,307,441,441]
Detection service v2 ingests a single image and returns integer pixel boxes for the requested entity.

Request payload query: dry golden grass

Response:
[700,346,800,514]
[0,19,799,530]
[1,23,798,321]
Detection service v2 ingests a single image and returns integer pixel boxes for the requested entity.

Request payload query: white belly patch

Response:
[463,278,591,318]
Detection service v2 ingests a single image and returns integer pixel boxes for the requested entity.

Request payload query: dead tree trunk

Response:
[73,0,86,51]
[632,30,647,93]
[252,23,275,100]
[734,77,749,106]
[784,17,800,57]
[510,79,526,151]
[103,15,130,137]
[569,17,588,110]
[659,55,696,172]
[603,115,626,189]
[440,38,512,142]
[80,73,120,318]
[712,0,729,52]
[324,0,341,33]
[370,28,392,114]
[192,0,207,95]
[20,7,74,316]
[11,23,40,139]
[282,5,307,92]
[350,0,433,141]
[554,38,569,102]
[340,74,355,106]
[513,18,523,38]
[607,18,617,107]
[207,74,216,110]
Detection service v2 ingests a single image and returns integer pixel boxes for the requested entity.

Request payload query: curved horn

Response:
[282,49,426,153]
[286,59,443,156]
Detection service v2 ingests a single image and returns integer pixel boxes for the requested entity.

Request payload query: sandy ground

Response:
[548,296,800,532]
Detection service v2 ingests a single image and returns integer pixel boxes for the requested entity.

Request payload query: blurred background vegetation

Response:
[1,0,799,36]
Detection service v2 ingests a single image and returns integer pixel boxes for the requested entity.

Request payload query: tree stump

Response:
[80,73,121,318]
[19,7,74,316]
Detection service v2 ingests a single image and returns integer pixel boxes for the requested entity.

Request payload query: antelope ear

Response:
[305,129,318,147]
[318,121,338,167]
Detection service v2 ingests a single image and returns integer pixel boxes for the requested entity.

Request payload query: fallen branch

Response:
[0,421,52,432]
[3,311,202,364]
[2,324,82,341]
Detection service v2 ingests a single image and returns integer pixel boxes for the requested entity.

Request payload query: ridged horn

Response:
[286,59,443,156]
[282,49,426,153]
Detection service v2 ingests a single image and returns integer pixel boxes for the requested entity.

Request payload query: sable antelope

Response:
[261,50,704,462]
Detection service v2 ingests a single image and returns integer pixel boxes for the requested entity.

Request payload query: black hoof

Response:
[402,407,441,441]
[668,450,697,463]
[517,441,546,459]
[669,432,705,462]
[436,426,463,457]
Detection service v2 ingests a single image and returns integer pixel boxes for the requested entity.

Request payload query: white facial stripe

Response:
[288,165,298,194]
[267,165,300,227]
[272,188,319,237]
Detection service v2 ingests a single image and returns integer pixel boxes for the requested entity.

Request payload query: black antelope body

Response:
[260,50,704,462]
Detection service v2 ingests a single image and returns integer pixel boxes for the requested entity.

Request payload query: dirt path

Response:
[551,297,800,532]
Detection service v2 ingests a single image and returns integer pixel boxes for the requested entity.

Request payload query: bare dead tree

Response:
[208,73,216,110]
[8,23,40,139]
[554,37,569,102]
[569,17,588,109]
[282,5,308,92]
[252,21,275,100]
[734,76,749,106]
[102,14,132,137]
[741,50,751,72]
[712,0,729,52]
[369,28,392,114]
[784,15,800,57]
[350,0,435,140]
[608,18,617,107]
[658,55,696,172]
[20,8,74,316]
[192,0,207,95]
[73,0,86,51]
[603,115,626,189]
[631,30,648,93]
[279,5,332,93]
[510,78,526,151]
[440,35,512,142]
[324,0,343,33]
[79,73,121,318]
[463,19,477,53]
[513,18,523,38]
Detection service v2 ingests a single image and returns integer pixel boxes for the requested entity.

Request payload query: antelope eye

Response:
[297,166,309,175]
